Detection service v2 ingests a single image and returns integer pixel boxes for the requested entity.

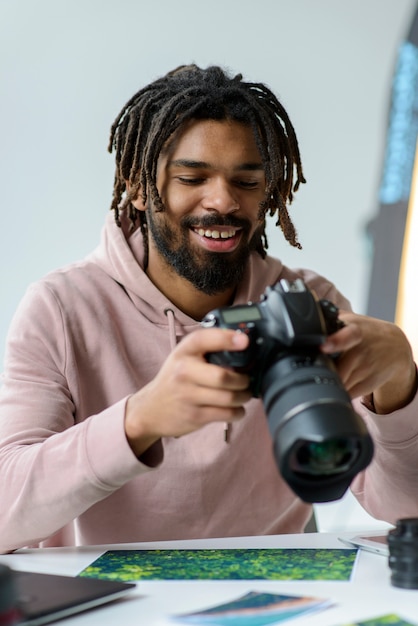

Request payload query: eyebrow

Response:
[168,159,264,171]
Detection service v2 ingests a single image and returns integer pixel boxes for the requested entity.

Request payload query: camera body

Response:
[203,278,342,397]
[202,278,374,503]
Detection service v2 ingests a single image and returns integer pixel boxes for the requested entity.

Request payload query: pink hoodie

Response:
[1,213,417,553]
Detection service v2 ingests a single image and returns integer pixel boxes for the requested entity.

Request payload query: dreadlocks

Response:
[108,64,306,258]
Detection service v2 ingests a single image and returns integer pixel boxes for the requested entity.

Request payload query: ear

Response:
[125,180,147,212]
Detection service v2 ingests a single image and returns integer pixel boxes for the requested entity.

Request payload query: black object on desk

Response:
[2,568,135,625]
[0,563,20,624]
[388,517,418,589]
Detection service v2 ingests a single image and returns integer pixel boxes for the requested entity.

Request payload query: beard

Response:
[146,209,260,295]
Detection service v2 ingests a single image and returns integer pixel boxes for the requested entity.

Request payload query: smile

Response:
[194,228,238,240]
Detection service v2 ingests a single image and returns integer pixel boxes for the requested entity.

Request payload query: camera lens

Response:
[294,439,359,475]
[261,353,374,503]
[388,518,418,589]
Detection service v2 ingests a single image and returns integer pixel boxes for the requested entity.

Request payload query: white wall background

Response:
[1,0,416,532]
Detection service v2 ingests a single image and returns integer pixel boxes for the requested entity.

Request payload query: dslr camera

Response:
[202,278,374,503]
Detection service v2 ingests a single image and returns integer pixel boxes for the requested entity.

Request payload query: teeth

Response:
[197,228,236,239]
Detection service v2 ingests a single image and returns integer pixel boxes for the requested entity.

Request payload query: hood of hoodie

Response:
[87,212,286,332]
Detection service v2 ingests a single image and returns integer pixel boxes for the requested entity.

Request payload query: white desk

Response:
[1,533,417,625]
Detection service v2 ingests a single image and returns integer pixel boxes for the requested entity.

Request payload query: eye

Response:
[235,180,260,189]
[176,176,206,185]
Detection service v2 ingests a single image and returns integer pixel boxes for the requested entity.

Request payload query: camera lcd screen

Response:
[221,305,262,324]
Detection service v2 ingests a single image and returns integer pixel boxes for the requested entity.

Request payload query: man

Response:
[1,65,417,553]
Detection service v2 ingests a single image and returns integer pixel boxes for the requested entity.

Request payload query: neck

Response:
[145,263,236,321]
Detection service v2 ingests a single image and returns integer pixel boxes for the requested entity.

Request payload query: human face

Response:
[142,119,267,295]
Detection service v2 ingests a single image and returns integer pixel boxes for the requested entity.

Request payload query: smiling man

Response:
[132,119,267,316]
[1,65,417,553]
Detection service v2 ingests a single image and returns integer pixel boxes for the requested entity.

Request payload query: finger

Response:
[321,318,362,354]
[335,355,366,396]
[191,384,253,408]
[177,328,249,359]
[198,358,251,390]
[192,404,248,425]
[334,347,383,398]
[168,353,251,393]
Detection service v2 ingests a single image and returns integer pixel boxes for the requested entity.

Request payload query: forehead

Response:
[160,118,263,163]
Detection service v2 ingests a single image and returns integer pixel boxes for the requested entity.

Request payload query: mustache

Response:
[181,214,251,231]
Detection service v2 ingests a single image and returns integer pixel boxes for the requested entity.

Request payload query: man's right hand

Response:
[124,328,252,458]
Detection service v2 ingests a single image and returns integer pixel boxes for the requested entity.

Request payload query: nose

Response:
[201,178,239,214]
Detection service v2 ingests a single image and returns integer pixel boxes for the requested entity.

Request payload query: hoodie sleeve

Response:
[350,392,418,522]
[0,281,153,553]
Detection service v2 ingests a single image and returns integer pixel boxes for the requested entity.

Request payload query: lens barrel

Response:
[261,352,374,503]
[388,518,418,589]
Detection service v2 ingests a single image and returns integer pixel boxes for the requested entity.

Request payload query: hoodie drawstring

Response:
[164,308,178,351]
